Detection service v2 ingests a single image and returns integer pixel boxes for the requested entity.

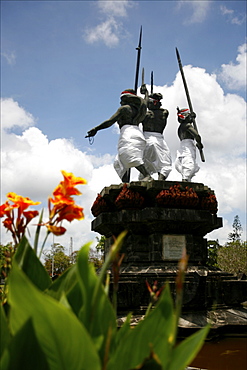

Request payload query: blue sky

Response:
[1,0,246,252]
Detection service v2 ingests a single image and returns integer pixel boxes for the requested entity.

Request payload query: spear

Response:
[151,71,153,94]
[134,26,142,93]
[176,47,205,162]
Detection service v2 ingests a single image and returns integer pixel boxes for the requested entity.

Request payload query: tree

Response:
[88,235,105,269]
[95,235,106,256]
[228,215,243,242]
[207,239,221,268]
[217,241,247,275]
[0,242,14,281]
[89,248,103,270]
[44,243,72,277]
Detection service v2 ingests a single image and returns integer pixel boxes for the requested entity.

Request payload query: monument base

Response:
[91,180,247,334]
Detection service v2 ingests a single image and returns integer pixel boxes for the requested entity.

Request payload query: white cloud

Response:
[177,0,210,24]
[220,5,246,25]
[98,0,134,17]
[219,43,247,90]
[220,5,233,16]
[84,18,120,47]
[1,44,246,249]
[0,99,119,250]
[83,0,134,47]
[1,98,35,130]
[1,51,16,65]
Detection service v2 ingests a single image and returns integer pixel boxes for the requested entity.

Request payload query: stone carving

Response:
[91,181,217,217]
[115,183,145,210]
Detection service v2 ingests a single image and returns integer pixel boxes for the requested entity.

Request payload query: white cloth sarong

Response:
[175,139,199,181]
[114,125,146,179]
[141,131,172,178]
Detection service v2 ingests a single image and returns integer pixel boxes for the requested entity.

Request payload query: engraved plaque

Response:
[162,235,186,260]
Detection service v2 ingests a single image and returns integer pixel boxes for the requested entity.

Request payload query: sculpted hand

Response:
[196,142,203,150]
[85,128,97,138]
[190,112,196,120]
[140,84,148,95]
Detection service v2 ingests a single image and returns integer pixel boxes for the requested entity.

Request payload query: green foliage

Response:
[217,241,247,275]
[207,239,221,268]
[0,243,14,280]
[43,243,73,277]
[1,233,209,370]
[228,215,243,242]
[95,235,106,255]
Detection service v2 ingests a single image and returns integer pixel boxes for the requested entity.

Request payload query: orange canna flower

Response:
[0,202,9,217]
[46,224,67,236]
[49,192,75,206]
[61,170,87,187]
[7,193,41,214]
[23,210,39,224]
[53,183,82,197]
[3,218,13,232]
[0,201,18,218]
[55,204,84,223]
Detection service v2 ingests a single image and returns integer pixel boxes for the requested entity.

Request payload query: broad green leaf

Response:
[33,208,44,254]
[14,236,51,291]
[132,353,163,369]
[8,261,101,370]
[77,243,117,360]
[47,264,77,299]
[0,305,11,357]
[46,265,83,316]
[107,286,175,370]
[168,325,210,370]
[113,313,132,349]
[1,318,49,370]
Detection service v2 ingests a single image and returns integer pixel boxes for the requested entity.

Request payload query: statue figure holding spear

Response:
[175,107,203,182]
[175,48,205,182]
[140,71,172,181]
[85,27,152,183]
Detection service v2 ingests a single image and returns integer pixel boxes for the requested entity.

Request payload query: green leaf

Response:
[107,285,175,370]
[46,265,84,316]
[114,313,132,349]
[14,236,51,291]
[0,305,11,357]
[33,208,44,254]
[1,318,49,370]
[47,264,77,299]
[8,261,101,370]
[77,243,117,361]
[168,325,210,370]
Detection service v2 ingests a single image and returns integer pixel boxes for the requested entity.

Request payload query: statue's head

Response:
[148,93,163,109]
[120,89,138,105]
[120,89,146,124]
[177,108,190,123]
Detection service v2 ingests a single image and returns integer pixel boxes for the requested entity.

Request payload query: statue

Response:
[85,89,152,182]
[175,108,203,182]
[139,90,172,181]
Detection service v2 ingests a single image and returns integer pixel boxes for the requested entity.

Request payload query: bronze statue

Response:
[175,108,203,182]
[176,47,205,162]
[139,89,172,180]
[86,89,152,182]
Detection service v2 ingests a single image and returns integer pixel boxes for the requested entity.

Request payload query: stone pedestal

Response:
[91,180,247,333]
